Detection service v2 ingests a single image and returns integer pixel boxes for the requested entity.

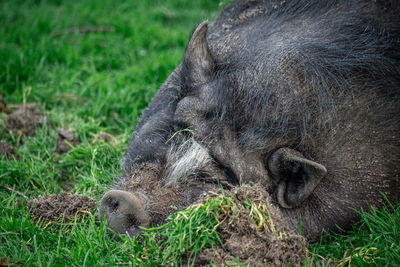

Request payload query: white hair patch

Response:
[164,139,213,186]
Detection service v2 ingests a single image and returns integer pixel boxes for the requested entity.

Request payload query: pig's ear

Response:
[183,21,214,85]
[267,148,327,209]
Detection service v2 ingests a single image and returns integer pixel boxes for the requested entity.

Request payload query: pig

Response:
[99,0,400,242]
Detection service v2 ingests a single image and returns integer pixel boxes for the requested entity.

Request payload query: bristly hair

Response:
[196,0,400,151]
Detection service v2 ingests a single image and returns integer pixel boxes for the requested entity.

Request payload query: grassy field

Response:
[0,0,399,266]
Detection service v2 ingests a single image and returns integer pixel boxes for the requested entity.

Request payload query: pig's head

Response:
[99,21,330,239]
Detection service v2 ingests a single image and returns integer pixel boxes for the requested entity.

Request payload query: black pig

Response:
[99,0,400,241]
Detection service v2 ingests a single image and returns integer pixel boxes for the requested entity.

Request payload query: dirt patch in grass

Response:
[27,192,96,222]
[0,141,19,159]
[55,128,80,155]
[5,104,49,136]
[194,185,309,266]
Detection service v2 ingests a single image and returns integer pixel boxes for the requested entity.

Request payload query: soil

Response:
[55,128,80,154]
[192,185,309,266]
[0,141,19,160]
[27,192,96,222]
[5,104,49,136]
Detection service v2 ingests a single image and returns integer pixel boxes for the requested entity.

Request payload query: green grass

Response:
[128,194,232,266]
[0,0,399,266]
[310,199,400,266]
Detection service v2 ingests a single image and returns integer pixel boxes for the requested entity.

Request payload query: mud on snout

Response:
[99,139,220,236]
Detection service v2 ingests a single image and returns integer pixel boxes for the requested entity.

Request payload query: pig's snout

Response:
[99,190,150,236]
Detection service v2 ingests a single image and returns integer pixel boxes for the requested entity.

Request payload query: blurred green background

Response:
[1,0,227,131]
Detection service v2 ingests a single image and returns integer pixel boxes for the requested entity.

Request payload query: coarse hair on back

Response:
[202,0,400,151]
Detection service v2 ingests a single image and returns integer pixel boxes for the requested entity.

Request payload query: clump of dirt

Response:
[0,141,19,159]
[5,104,49,136]
[193,185,309,266]
[27,192,96,222]
[55,128,80,154]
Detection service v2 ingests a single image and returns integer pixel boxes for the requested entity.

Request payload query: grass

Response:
[310,199,400,266]
[129,194,232,266]
[0,0,399,266]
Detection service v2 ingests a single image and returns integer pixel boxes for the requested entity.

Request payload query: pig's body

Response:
[100,0,400,241]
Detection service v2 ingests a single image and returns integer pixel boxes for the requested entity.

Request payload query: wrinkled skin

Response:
[99,0,400,242]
